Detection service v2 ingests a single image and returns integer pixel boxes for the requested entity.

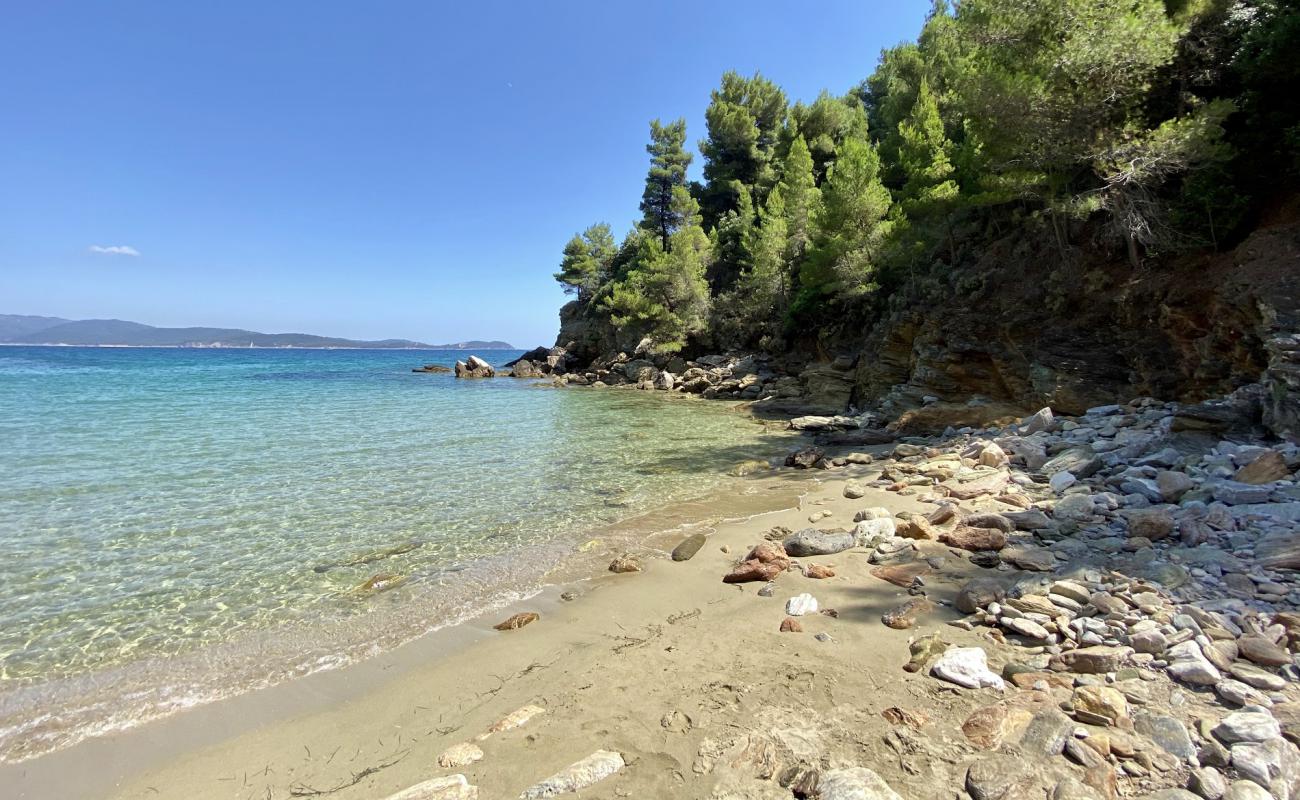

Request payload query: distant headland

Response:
[0,314,513,350]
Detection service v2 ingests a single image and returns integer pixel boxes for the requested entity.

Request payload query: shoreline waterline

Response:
[0,467,813,799]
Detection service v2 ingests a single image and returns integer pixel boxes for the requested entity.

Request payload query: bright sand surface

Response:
[6,452,1007,800]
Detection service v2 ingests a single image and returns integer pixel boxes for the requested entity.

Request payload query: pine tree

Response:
[554,223,616,302]
[800,137,893,304]
[698,72,788,227]
[898,79,958,213]
[639,119,693,251]
[778,135,821,270]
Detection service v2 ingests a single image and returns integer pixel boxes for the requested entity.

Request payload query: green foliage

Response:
[898,79,959,215]
[785,92,870,183]
[800,137,894,305]
[554,223,616,301]
[698,72,788,227]
[640,119,693,250]
[604,188,712,353]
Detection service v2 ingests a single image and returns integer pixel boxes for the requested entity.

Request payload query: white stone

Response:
[786,593,819,616]
[817,767,904,800]
[931,646,1005,690]
[384,775,478,800]
[1214,711,1282,745]
[853,518,896,545]
[519,750,625,799]
[1050,471,1078,493]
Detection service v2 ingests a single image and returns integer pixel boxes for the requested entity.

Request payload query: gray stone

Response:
[817,767,903,800]
[1214,711,1282,745]
[1213,481,1273,505]
[782,528,855,557]
[1222,781,1272,800]
[671,533,707,562]
[1135,711,1197,761]
[1020,708,1074,756]
[1189,766,1228,800]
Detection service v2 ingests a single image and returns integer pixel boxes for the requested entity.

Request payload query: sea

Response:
[0,345,794,762]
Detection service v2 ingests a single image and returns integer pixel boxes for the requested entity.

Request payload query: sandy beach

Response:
[6,447,976,800]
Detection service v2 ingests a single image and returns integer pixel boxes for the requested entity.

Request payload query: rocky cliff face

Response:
[850,212,1300,435]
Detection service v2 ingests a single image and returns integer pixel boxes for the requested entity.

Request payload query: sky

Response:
[0,2,930,347]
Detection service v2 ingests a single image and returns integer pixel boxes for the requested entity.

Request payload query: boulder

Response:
[940,525,1007,552]
[783,528,855,557]
[818,767,904,800]
[1235,451,1289,484]
[932,647,1005,690]
[956,578,1006,613]
[454,356,496,378]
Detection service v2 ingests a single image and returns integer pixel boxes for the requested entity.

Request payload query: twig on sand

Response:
[607,624,664,654]
[288,750,409,796]
[667,608,701,625]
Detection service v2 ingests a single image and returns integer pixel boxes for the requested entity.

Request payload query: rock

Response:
[1073,685,1130,728]
[1213,481,1273,505]
[964,513,1015,533]
[1020,708,1075,756]
[723,560,785,583]
[870,562,930,588]
[966,756,1040,800]
[785,447,825,469]
[1222,781,1272,800]
[853,518,898,544]
[1230,738,1300,798]
[904,633,950,673]
[1166,640,1223,686]
[1053,776,1105,800]
[843,482,867,499]
[479,704,546,739]
[805,564,835,579]
[1229,663,1289,691]
[510,359,542,378]
[1005,546,1057,572]
[817,767,903,800]
[979,442,1009,468]
[1216,679,1272,708]
[412,363,453,374]
[783,528,855,557]
[1238,635,1292,667]
[962,704,1018,750]
[1125,508,1176,541]
[932,647,1005,690]
[1001,617,1051,641]
[895,516,936,540]
[1214,712,1282,745]
[1131,630,1169,655]
[1189,767,1228,800]
[1050,471,1078,493]
[882,598,932,629]
[780,617,803,633]
[940,525,1007,552]
[653,370,675,390]
[1157,471,1197,502]
[785,593,819,616]
[671,533,707,561]
[438,742,485,768]
[1051,646,1129,674]
[1235,451,1290,484]
[494,612,539,631]
[957,578,1007,613]
[519,750,625,799]
[1022,407,1055,434]
[1005,509,1053,530]
[454,356,496,378]
[1134,712,1196,761]
[383,775,478,800]
[1142,792,1202,800]
[608,554,642,573]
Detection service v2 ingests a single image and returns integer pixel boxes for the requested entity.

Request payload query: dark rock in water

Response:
[354,572,407,594]
[412,364,452,373]
[671,533,707,562]
[315,540,423,573]
[785,446,825,469]
[881,598,932,629]
[814,428,897,446]
[494,612,539,631]
[783,528,854,557]
[510,359,543,378]
[454,356,496,378]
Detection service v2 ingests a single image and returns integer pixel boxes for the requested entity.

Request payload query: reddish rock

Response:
[870,562,931,587]
[882,707,929,729]
[494,612,540,631]
[723,559,785,583]
[945,472,1010,500]
[1239,635,1291,667]
[780,617,803,633]
[805,564,835,579]
[1235,451,1290,484]
[962,704,1013,750]
[881,598,933,629]
[747,542,790,567]
[940,525,1008,551]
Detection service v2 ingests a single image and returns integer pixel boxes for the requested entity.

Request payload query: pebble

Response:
[518,750,625,799]
[785,593,818,616]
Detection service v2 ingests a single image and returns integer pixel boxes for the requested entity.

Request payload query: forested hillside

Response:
[552,0,1298,372]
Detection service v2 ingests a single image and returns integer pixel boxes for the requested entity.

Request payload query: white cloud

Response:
[89,245,141,256]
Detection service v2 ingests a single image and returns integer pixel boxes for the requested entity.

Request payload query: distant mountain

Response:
[0,315,514,350]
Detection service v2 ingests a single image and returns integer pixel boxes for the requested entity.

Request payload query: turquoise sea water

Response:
[0,346,792,761]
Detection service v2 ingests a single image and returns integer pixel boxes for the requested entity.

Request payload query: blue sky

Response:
[0,2,929,347]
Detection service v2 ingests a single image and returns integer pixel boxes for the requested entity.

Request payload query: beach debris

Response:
[518,750,625,799]
[313,541,423,573]
[475,704,546,741]
[494,612,539,631]
[381,774,478,800]
[881,598,932,629]
[817,767,904,800]
[780,617,803,633]
[437,742,484,768]
[785,593,818,616]
[671,533,707,561]
[931,647,1005,690]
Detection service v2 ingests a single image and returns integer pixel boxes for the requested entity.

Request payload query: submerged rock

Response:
[671,533,707,562]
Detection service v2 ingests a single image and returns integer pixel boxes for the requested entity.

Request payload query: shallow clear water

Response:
[0,346,793,761]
